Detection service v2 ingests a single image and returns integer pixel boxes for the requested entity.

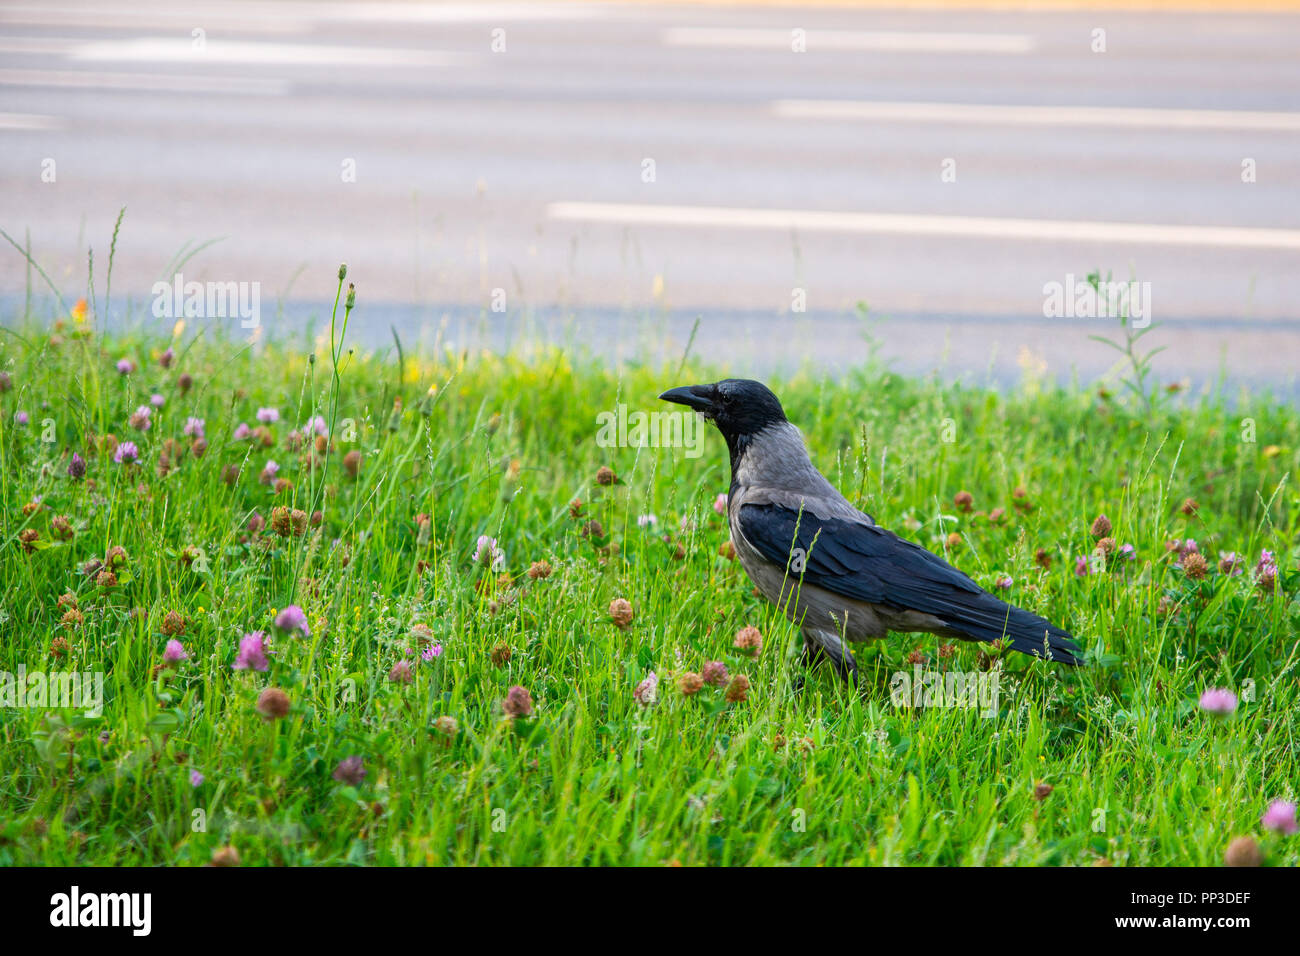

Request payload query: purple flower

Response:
[159,347,174,368]
[1074,555,1089,577]
[1199,687,1238,715]
[131,405,152,430]
[421,643,443,662]
[183,417,205,439]
[332,755,367,785]
[1119,543,1136,561]
[273,604,309,638]
[233,422,252,440]
[256,407,279,424]
[189,769,204,788]
[994,575,1013,590]
[713,493,728,515]
[150,393,165,408]
[301,415,328,437]
[14,410,29,426]
[67,453,86,479]
[163,639,189,665]
[1261,799,1298,835]
[263,459,280,480]
[636,513,658,528]
[232,631,270,672]
[115,358,133,375]
[474,534,504,570]
[633,671,659,706]
[113,441,139,465]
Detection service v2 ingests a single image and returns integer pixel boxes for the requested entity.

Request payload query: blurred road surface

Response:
[1,1,1298,388]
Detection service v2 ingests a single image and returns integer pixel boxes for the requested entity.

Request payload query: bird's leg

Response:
[799,627,859,684]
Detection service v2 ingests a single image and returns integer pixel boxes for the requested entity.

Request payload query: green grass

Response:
[0,297,1297,866]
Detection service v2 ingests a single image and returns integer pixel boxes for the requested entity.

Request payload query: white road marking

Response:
[0,68,288,95]
[774,99,1300,132]
[0,111,62,129]
[663,27,1035,54]
[547,202,1300,251]
[67,38,458,67]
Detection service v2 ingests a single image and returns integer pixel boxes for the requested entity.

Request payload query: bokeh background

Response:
[2,0,1298,390]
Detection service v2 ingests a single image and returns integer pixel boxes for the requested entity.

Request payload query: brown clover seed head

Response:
[191,438,207,458]
[21,500,42,517]
[105,545,128,568]
[210,846,240,867]
[595,465,617,486]
[582,519,604,539]
[388,660,414,684]
[502,685,533,718]
[906,648,926,665]
[95,569,117,588]
[989,507,1005,523]
[1090,514,1112,538]
[290,509,308,536]
[60,608,83,628]
[285,431,303,451]
[0,371,10,392]
[255,687,291,720]
[433,715,458,736]
[527,560,552,580]
[1224,836,1262,868]
[254,425,274,448]
[490,643,512,667]
[701,661,730,687]
[273,477,292,495]
[51,515,73,539]
[177,372,193,394]
[57,592,78,610]
[18,529,40,553]
[270,505,292,536]
[718,540,736,560]
[609,597,634,628]
[1033,782,1053,801]
[678,672,704,696]
[315,434,329,454]
[1097,537,1116,556]
[568,499,584,519]
[343,449,362,477]
[946,532,962,550]
[1180,497,1199,517]
[953,491,974,512]
[938,642,956,659]
[310,510,323,528]
[161,611,186,636]
[725,674,751,703]
[81,557,103,577]
[222,464,240,485]
[733,626,763,656]
[1034,548,1052,570]
[1182,552,1208,580]
[1012,485,1027,498]
[51,636,69,658]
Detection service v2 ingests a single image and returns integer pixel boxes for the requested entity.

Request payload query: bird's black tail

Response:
[944,591,1084,666]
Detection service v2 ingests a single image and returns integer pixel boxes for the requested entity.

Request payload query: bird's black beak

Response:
[658,384,715,414]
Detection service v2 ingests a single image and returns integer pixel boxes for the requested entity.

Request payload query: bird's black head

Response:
[659,379,788,463]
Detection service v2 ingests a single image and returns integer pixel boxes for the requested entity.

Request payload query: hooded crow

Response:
[660,379,1083,681]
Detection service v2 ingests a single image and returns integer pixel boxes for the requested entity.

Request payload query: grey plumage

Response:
[660,379,1083,681]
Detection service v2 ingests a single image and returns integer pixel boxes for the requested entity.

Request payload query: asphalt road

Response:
[2,1,1298,387]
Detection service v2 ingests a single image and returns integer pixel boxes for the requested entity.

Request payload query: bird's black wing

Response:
[738,502,1082,665]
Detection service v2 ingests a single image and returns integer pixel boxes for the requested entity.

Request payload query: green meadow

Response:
[1,274,1297,866]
